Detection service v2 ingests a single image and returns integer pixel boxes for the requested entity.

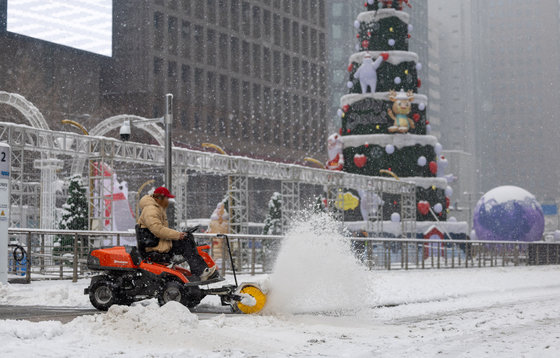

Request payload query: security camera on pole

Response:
[0,142,10,285]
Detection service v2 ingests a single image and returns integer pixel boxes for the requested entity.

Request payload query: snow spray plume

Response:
[265,211,373,314]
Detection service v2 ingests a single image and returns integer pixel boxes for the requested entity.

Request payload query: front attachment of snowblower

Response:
[233,283,268,314]
[210,234,268,314]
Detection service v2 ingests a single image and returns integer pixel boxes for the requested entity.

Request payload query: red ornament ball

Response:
[393,201,398,205]
[343,105,350,113]
[417,202,430,216]
[429,161,438,174]
[339,128,342,135]
[347,129,351,134]
[407,34,411,39]
[356,34,360,39]
[417,78,422,88]
[347,64,354,72]
[361,40,369,48]
[353,155,367,168]
[446,197,450,209]
[412,113,421,122]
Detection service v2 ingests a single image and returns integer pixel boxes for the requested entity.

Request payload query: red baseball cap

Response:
[153,186,175,198]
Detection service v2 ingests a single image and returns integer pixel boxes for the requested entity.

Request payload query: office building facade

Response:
[471,0,560,199]
[1,0,330,163]
[108,0,329,162]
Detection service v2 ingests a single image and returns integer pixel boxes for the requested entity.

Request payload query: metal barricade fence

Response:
[350,238,560,270]
[6,228,560,282]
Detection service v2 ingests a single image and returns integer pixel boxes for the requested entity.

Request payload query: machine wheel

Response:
[234,285,267,314]
[89,277,118,311]
[158,281,190,307]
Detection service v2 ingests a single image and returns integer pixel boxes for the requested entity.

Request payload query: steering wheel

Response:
[186,225,200,234]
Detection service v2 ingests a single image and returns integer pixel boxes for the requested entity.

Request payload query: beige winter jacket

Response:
[137,195,181,253]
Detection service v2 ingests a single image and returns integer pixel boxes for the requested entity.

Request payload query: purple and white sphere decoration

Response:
[408,24,413,32]
[394,77,402,85]
[419,103,426,111]
[354,20,360,29]
[391,212,401,223]
[433,203,443,214]
[435,143,443,155]
[473,186,545,242]
[417,156,427,166]
[347,81,354,89]
[388,39,396,47]
[445,186,454,197]
[385,144,395,154]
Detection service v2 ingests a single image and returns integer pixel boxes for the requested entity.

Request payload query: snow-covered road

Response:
[1,217,559,357]
[1,266,560,357]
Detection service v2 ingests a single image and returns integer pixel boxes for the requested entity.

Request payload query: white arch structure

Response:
[71,114,166,176]
[0,91,58,238]
[71,114,167,230]
[0,91,50,130]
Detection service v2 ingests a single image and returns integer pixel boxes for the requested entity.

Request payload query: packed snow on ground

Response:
[1,214,560,357]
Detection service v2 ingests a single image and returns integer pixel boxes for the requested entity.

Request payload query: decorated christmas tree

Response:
[328,0,466,238]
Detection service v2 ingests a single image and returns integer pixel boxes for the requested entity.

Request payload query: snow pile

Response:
[0,319,65,341]
[266,212,373,314]
[71,300,198,340]
[0,280,90,307]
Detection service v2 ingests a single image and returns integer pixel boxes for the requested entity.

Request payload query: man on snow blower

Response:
[136,186,217,281]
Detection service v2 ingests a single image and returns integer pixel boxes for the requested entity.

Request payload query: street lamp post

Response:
[164,94,173,191]
[164,94,174,226]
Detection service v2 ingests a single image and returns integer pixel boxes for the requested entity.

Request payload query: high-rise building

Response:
[407,0,428,94]
[107,0,330,162]
[429,0,477,219]
[471,0,560,199]
[0,0,6,32]
[426,16,441,140]
[1,0,329,163]
[325,0,363,132]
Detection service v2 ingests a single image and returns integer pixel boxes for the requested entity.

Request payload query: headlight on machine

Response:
[87,254,100,268]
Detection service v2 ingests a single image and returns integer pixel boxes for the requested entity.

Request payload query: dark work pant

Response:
[168,237,208,275]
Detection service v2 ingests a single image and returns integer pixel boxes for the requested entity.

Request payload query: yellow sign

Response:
[335,192,360,211]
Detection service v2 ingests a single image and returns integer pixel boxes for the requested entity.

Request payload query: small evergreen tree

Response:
[56,176,88,251]
[313,195,327,214]
[60,175,88,230]
[263,192,282,235]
